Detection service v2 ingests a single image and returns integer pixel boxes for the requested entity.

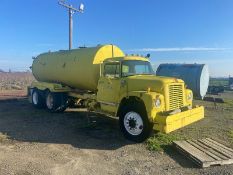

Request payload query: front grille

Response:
[168,84,184,110]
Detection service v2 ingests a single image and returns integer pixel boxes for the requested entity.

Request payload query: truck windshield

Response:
[122,60,154,77]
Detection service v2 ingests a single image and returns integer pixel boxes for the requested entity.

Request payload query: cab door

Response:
[97,62,121,113]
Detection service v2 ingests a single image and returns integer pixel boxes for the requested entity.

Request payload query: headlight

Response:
[187,93,193,101]
[155,98,161,108]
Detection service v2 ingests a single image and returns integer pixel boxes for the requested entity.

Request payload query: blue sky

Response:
[0,0,233,77]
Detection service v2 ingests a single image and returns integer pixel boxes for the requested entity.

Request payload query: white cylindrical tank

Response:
[156,64,209,99]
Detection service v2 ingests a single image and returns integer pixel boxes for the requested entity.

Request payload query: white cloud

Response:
[128,47,229,52]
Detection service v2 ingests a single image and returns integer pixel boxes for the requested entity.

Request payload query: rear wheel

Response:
[32,89,45,108]
[45,91,67,113]
[119,103,153,142]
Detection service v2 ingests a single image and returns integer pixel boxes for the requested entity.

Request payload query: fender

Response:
[117,91,165,122]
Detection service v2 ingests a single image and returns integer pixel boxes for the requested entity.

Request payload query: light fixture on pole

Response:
[58,0,84,50]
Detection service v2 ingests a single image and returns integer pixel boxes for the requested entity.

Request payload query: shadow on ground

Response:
[0,98,207,169]
[0,98,132,150]
[163,145,198,168]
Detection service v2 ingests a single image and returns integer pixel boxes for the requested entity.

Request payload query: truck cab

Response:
[96,56,204,142]
[97,56,155,113]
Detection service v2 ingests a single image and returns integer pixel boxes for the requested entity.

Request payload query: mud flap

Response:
[154,106,204,133]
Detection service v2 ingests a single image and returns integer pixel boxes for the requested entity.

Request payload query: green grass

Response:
[147,133,182,152]
[0,132,8,142]
[225,99,233,105]
[222,99,233,109]
[228,130,233,144]
[209,78,228,86]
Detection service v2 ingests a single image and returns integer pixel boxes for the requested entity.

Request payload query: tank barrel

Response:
[32,45,125,91]
[156,64,209,99]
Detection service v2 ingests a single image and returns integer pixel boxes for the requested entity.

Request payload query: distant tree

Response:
[8,69,11,73]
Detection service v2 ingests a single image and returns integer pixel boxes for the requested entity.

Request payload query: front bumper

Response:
[153,106,204,133]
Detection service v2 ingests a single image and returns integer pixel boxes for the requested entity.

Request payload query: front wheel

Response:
[119,104,153,142]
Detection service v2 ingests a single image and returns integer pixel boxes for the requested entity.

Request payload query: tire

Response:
[67,99,76,108]
[32,89,45,108]
[119,103,153,142]
[45,91,67,113]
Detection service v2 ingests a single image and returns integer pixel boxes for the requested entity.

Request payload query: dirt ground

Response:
[0,91,232,175]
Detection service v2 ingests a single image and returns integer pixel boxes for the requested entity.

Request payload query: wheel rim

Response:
[46,93,54,110]
[123,111,143,136]
[32,91,38,105]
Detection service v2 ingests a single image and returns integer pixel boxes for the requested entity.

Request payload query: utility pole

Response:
[58,0,84,50]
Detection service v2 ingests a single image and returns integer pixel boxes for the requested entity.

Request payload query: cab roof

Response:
[104,56,150,63]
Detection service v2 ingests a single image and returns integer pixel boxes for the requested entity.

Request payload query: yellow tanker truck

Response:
[29,44,204,142]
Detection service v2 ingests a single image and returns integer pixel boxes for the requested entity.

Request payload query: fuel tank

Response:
[32,45,125,91]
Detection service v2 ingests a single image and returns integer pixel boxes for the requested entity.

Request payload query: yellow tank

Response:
[32,45,125,91]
